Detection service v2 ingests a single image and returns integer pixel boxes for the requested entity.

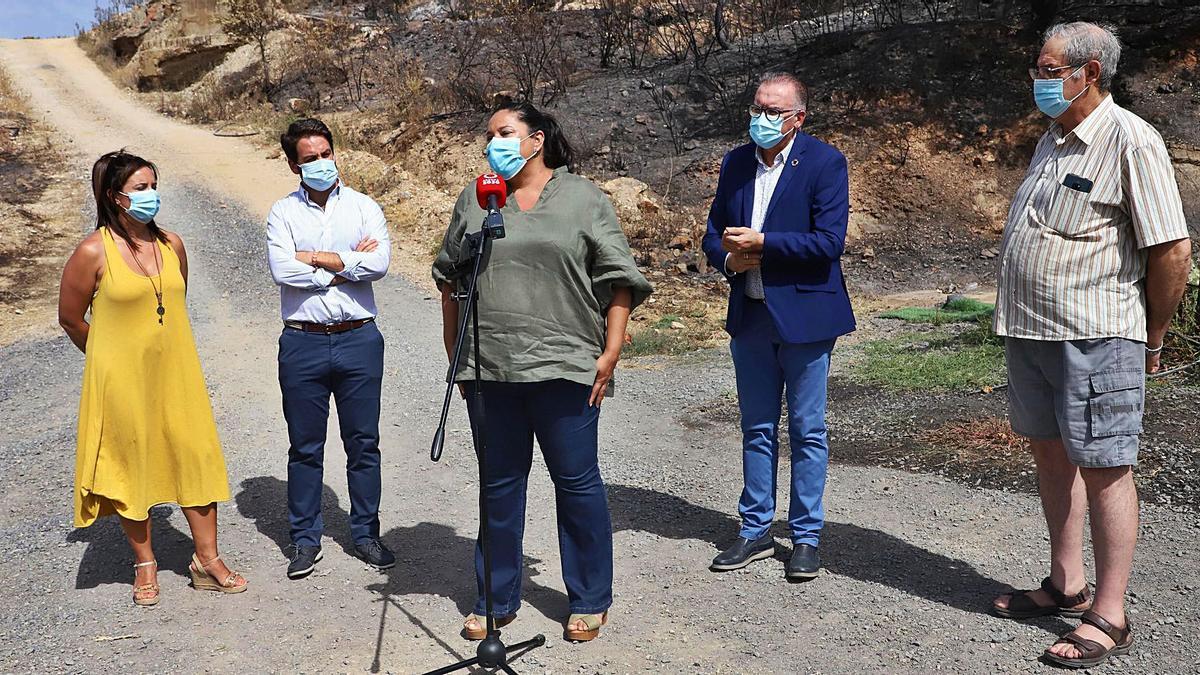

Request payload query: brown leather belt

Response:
[284,317,375,334]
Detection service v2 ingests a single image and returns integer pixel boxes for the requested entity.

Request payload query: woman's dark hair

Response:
[280,117,334,164]
[493,101,576,171]
[91,150,166,252]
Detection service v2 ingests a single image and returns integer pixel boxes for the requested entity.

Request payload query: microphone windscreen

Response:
[475,173,507,210]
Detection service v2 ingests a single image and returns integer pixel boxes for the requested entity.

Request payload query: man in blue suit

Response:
[702,72,855,580]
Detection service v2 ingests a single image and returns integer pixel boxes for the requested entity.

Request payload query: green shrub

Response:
[879,298,995,325]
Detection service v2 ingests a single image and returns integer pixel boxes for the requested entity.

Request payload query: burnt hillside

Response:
[81,0,1200,295]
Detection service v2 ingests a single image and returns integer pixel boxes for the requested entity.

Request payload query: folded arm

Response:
[336,200,391,283]
[267,205,336,291]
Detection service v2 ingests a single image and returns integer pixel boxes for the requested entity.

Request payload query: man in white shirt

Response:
[267,118,394,579]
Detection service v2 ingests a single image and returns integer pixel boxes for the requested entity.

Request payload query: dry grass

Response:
[0,69,16,101]
[75,25,138,90]
[1163,272,1200,380]
[916,416,1032,472]
[0,66,84,345]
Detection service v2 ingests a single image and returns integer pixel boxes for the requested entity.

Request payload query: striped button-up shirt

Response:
[994,95,1189,342]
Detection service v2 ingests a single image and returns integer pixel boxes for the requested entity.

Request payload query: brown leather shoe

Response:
[992,576,1091,619]
[1042,610,1133,669]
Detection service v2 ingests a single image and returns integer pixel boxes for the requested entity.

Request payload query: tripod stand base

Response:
[422,633,547,675]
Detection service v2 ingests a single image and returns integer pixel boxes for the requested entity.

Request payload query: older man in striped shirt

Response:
[989,22,1192,668]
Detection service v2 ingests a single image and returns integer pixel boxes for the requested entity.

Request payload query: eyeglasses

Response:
[748,105,800,122]
[1028,64,1085,80]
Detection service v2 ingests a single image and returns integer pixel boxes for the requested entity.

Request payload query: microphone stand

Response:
[427,207,546,675]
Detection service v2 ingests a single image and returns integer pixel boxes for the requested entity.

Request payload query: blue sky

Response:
[0,1,100,39]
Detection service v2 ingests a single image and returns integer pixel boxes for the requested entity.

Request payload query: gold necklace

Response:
[129,239,165,325]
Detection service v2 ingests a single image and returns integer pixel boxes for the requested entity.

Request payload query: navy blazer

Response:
[702,132,856,344]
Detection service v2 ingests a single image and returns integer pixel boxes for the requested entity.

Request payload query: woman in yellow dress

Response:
[58,150,248,605]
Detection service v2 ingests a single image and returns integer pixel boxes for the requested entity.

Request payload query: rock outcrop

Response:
[94,0,239,92]
[599,177,662,225]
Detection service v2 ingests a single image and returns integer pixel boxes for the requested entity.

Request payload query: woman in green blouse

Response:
[433,101,652,642]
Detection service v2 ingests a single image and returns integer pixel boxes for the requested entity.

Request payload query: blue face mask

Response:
[749,111,797,150]
[486,133,538,180]
[300,158,339,191]
[1033,65,1089,118]
[119,188,160,224]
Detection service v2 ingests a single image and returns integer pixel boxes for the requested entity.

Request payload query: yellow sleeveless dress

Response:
[73,227,230,527]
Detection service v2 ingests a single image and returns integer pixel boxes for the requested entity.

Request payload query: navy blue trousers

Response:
[279,322,384,547]
[466,379,613,616]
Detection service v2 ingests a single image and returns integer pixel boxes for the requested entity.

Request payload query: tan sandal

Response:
[564,611,607,642]
[462,613,516,641]
[132,560,159,607]
[189,553,248,593]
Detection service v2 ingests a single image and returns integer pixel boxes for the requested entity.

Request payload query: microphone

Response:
[475,173,506,239]
[476,172,506,211]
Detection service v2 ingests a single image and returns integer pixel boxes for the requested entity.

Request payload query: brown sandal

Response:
[462,613,515,641]
[564,611,607,642]
[189,553,248,593]
[132,560,159,607]
[992,576,1091,619]
[1042,610,1133,669]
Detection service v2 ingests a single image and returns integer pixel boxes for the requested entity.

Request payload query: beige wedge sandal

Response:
[132,560,159,607]
[564,611,607,642]
[189,553,248,593]
[462,613,516,640]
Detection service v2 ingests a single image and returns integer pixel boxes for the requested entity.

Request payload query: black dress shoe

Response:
[710,534,776,571]
[354,538,396,570]
[787,543,820,580]
[287,545,323,579]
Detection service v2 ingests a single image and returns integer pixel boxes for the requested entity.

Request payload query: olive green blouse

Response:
[433,167,653,386]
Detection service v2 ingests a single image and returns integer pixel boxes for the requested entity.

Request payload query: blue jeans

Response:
[279,322,384,547]
[466,379,612,616]
[730,300,834,546]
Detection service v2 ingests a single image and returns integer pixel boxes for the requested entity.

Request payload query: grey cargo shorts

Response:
[1004,337,1145,468]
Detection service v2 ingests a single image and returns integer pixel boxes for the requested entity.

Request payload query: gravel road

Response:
[0,38,1197,675]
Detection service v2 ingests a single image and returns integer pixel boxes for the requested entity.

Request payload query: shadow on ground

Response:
[607,483,1011,618]
[68,506,195,589]
[236,475,567,673]
[235,475,1021,619]
[223,475,1071,671]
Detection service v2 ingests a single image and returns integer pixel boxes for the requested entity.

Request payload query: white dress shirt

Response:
[266,183,391,323]
[725,136,795,299]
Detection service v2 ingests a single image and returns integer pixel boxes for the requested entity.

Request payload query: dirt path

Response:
[0,38,1197,675]
[0,39,296,217]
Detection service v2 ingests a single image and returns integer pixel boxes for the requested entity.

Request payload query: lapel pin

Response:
[790,159,799,167]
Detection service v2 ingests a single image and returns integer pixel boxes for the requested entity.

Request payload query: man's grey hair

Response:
[1043,22,1122,91]
[758,72,808,112]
